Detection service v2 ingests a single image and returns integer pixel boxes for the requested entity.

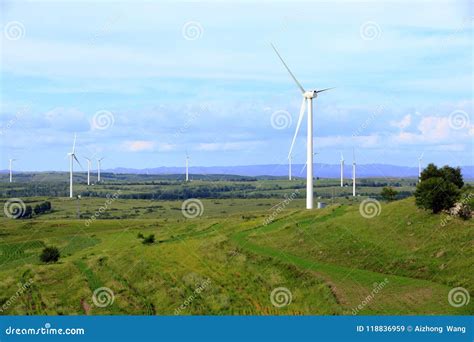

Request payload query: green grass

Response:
[0,185,472,315]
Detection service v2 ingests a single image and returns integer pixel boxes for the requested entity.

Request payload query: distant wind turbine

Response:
[67,134,82,198]
[9,158,16,183]
[185,151,189,182]
[352,148,356,197]
[288,154,292,181]
[272,43,334,209]
[418,152,424,183]
[97,157,104,182]
[340,153,344,187]
[84,157,92,185]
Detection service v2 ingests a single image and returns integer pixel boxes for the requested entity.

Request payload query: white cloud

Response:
[123,140,155,152]
[390,114,412,130]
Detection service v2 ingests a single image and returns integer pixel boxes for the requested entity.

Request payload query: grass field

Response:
[0,177,472,315]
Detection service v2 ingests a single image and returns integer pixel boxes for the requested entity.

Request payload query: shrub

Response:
[40,246,60,263]
[137,232,144,239]
[142,234,155,245]
[415,178,460,213]
[381,186,398,201]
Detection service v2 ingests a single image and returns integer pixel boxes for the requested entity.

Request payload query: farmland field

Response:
[0,175,472,315]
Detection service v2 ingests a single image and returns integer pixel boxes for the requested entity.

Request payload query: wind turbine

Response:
[8,158,16,183]
[352,148,356,197]
[67,134,82,198]
[272,44,333,209]
[418,152,424,183]
[340,153,344,187]
[84,157,92,185]
[97,157,104,182]
[288,154,292,181]
[185,151,189,182]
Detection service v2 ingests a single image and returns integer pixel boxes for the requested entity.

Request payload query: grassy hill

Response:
[0,196,472,315]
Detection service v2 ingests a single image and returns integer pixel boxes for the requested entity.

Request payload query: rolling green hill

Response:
[0,195,472,315]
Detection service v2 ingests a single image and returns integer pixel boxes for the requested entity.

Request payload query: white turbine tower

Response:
[84,157,92,185]
[340,153,344,187]
[185,152,189,182]
[352,148,356,197]
[418,152,424,183]
[8,158,16,183]
[67,134,81,198]
[288,154,292,181]
[97,157,104,182]
[272,44,333,209]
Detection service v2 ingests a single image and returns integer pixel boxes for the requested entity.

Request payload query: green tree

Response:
[420,164,464,189]
[420,163,442,181]
[40,246,60,263]
[381,186,398,201]
[415,178,460,213]
[439,165,464,189]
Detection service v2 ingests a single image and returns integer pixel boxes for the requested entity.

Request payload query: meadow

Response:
[0,174,472,315]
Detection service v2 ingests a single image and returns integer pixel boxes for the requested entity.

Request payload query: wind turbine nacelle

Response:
[304,91,317,99]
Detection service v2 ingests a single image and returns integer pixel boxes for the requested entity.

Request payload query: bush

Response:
[137,232,144,239]
[40,246,60,263]
[142,234,155,245]
[415,178,460,213]
[381,186,398,201]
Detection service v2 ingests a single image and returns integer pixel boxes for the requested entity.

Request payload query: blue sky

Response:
[0,0,473,171]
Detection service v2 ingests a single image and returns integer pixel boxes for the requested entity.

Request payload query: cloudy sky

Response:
[0,0,472,171]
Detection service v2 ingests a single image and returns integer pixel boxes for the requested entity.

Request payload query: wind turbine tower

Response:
[85,158,92,185]
[8,158,16,183]
[418,152,424,183]
[272,44,333,209]
[67,134,81,198]
[185,152,189,182]
[97,158,104,182]
[352,149,356,197]
[288,154,292,181]
[340,153,344,187]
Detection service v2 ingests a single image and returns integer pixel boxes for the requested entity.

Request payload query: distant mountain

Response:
[104,164,474,179]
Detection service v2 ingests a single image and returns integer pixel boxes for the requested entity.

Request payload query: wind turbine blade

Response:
[72,133,77,153]
[300,161,307,175]
[288,98,306,159]
[419,152,424,160]
[271,43,305,94]
[73,154,83,170]
[316,87,335,94]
